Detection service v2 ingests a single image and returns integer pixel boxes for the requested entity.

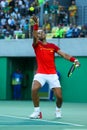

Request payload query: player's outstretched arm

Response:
[57,50,80,66]
[31,15,39,45]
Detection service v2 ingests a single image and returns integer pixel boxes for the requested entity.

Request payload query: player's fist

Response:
[31,15,38,24]
[74,59,80,67]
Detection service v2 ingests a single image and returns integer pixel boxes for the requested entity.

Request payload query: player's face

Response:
[37,30,46,41]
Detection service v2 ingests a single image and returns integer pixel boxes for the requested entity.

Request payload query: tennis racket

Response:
[67,63,79,77]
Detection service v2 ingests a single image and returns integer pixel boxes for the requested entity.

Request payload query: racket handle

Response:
[74,63,79,67]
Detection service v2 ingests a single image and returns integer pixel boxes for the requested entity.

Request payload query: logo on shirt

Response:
[39,45,54,52]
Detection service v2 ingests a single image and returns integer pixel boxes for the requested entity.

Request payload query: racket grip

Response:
[74,63,79,67]
[75,64,79,67]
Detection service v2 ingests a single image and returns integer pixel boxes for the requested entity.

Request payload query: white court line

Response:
[0,114,85,127]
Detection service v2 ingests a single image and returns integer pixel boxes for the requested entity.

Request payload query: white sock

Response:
[34,107,40,112]
[56,106,61,111]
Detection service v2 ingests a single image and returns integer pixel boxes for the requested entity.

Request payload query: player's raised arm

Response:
[31,15,39,45]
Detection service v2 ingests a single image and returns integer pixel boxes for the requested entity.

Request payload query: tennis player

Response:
[30,15,80,119]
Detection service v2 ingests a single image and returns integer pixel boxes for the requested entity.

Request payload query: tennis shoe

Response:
[55,110,62,118]
[30,111,42,119]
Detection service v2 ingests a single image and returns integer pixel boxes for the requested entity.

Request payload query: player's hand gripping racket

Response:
[67,63,79,77]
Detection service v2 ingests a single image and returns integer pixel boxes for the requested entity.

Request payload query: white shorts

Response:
[33,73,61,89]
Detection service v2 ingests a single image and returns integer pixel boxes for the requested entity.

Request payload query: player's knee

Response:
[31,84,40,93]
[32,87,38,93]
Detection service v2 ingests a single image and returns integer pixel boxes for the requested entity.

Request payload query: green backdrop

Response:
[0,57,87,102]
[0,57,35,100]
[0,58,7,99]
[55,56,87,102]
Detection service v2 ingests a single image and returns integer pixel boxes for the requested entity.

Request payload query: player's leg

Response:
[31,80,41,107]
[47,74,62,118]
[53,87,62,108]
[30,74,46,119]
[30,80,42,119]
[53,87,63,118]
